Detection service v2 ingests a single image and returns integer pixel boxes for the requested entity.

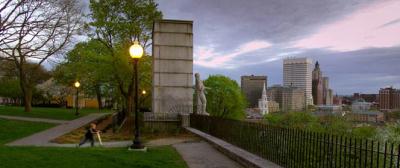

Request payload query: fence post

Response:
[377,141,380,168]
[370,141,374,168]
[390,143,394,168]
[180,113,190,128]
[384,141,388,168]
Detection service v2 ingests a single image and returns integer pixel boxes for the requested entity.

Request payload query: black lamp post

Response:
[74,81,80,116]
[129,40,144,150]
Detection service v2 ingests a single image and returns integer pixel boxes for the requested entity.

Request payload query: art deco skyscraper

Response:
[312,61,324,105]
[283,57,313,106]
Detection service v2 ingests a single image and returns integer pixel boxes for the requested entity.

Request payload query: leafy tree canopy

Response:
[203,75,247,120]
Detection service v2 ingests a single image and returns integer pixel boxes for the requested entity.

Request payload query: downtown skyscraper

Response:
[283,57,313,106]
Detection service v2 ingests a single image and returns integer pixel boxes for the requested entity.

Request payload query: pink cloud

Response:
[194,40,272,68]
[292,0,400,52]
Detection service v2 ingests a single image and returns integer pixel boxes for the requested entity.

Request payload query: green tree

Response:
[0,79,22,104]
[352,126,377,139]
[54,40,114,109]
[377,122,400,143]
[0,60,51,105]
[203,75,246,119]
[323,116,351,135]
[88,0,162,116]
[265,112,323,131]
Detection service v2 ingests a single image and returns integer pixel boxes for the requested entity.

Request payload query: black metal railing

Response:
[190,114,400,168]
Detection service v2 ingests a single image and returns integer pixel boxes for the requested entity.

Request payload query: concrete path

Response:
[0,115,68,124]
[43,141,133,148]
[32,137,199,148]
[173,141,243,168]
[6,113,108,146]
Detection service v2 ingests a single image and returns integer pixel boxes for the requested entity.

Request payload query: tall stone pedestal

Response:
[152,20,193,118]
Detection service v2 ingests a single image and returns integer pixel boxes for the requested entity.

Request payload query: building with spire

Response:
[258,83,269,115]
[312,61,324,105]
[241,75,267,107]
[311,61,334,105]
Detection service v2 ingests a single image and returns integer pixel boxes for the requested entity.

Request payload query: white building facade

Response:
[283,57,314,106]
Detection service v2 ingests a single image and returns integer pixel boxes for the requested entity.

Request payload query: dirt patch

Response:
[51,115,197,144]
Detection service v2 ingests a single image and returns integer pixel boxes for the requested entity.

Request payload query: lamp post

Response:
[129,40,144,150]
[74,81,80,116]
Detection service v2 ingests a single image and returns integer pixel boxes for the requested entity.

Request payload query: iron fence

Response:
[190,114,400,168]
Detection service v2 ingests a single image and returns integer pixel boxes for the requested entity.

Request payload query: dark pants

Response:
[79,137,94,147]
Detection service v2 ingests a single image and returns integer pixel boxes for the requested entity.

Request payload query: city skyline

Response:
[157,0,400,95]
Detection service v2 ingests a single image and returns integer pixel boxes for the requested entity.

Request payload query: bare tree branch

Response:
[0,0,83,112]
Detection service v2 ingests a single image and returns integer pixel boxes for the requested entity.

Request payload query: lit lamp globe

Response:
[129,41,144,59]
[74,81,80,88]
[142,90,146,95]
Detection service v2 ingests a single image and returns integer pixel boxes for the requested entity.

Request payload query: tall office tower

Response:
[241,75,267,107]
[322,77,332,105]
[283,57,313,105]
[312,61,324,105]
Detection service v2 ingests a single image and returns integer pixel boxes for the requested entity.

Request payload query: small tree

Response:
[203,75,246,119]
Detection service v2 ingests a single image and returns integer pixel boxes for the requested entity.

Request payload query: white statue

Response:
[195,73,209,115]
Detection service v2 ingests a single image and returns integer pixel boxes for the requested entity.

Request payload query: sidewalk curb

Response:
[186,127,281,168]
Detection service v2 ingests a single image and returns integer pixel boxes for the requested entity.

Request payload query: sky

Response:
[156,0,400,95]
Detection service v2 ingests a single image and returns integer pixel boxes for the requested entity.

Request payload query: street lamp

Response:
[74,81,80,116]
[129,40,144,150]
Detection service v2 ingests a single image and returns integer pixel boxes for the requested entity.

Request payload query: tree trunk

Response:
[95,84,103,110]
[18,67,32,112]
[23,88,33,112]
[126,94,132,118]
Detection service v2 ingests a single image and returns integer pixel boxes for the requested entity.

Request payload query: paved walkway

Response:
[0,115,68,124]
[6,113,108,146]
[173,141,243,168]
[44,141,132,148]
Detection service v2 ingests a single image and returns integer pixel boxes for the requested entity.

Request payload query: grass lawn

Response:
[0,146,188,168]
[0,106,110,120]
[0,115,188,168]
[0,118,55,145]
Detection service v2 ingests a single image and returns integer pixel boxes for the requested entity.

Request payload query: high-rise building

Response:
[379,87,400,111]
[267,85,305,112]
[322,77,334,105]
[312,61,323,105]
[241,75,267,107]
[283,58,313,105]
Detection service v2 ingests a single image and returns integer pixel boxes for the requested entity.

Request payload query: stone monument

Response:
[152,20,193,117]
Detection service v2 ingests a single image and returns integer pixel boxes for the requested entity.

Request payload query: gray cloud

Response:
[157,0,399,95]
[158,0,376,49]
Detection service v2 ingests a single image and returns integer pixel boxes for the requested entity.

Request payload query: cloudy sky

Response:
[156,0,400,95]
